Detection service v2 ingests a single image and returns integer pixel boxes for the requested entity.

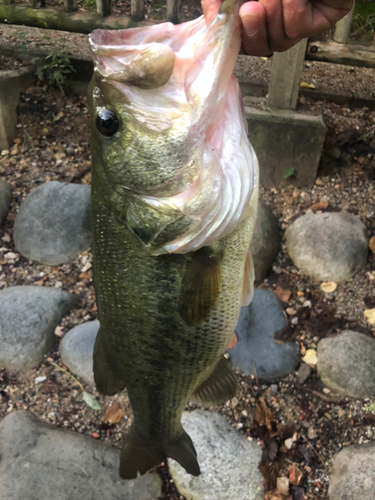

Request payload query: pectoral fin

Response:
[191,356,238,406]
[242,249,255,307]
[93,329,126,396]
[179,248,222,326]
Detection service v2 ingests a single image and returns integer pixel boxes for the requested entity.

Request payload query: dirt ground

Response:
[1,11,375,500]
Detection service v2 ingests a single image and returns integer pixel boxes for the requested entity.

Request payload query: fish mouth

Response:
[89,0,257,255]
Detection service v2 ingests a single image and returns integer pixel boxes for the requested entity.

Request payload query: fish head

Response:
[88,0,257,254]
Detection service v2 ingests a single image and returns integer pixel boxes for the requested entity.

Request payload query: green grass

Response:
[352,0,375,42]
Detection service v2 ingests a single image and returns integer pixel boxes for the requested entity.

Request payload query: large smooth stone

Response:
[168,411,263,500]
[0,179,12,225]
[285,211,368,281]
[229,289,299,379]
[0,286,78,371]
[317,330,375,399]
[251,201,281,283]
[14,181,91,265]
[60,321,100,386]
[0,411,161,500]
[329,443,375,500]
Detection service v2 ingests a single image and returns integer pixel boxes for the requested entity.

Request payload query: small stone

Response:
[286,307,297,315]
[320,282,337,293]
[317,330,375,398]
[284,434,297,450]
[289,466,303,486]
[0,286,78,371]
[1,149,9,156]
[14,181,91,265]
[34,376,47,384]
[315,177,324,186]
[168,411,263,500]
[59,321,100,386]
[229,290,300,380]
[250,201,281,284]
[329,442,375,500]
[0,179,12,226]
[0,411,161,500]
[296,362,312,384]
[276,476,289,495]
[66,146,75,155]
[307,426,317,440]
[302,349,317,366]
[285,212,369,282]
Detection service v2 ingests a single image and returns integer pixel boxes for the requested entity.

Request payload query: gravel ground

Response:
[0,16,375,500]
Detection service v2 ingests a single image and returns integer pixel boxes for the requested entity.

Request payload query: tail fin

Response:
[119,425,200,479]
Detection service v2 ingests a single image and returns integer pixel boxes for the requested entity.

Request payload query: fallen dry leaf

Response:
[54,326,65,337]
[300,82,316,89]
[289,466,303,486]
[274,286,291,302]
[309,201,329,212]
[103,404,125,424]
[254,397,273,432]
[302,349,318,365]
[364,308,375,325]
[320,282,337,293]
[369,236,375,254]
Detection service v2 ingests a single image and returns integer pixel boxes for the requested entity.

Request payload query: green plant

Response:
[40,53,76,92]
[284,167,295,179]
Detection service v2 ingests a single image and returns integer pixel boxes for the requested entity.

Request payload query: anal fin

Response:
[120,425,200,479]
[179,248,222,326]
[93,329,126,396]
[191,356,238,407]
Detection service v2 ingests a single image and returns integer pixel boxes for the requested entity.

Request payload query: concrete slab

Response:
[245,106,327,188]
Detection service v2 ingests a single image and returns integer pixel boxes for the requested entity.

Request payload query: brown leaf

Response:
[308,201,328,211]
[289,466,303,486]
[273,286,291,302]
[79,272,92,281]
[254,397,273,432]
[40,381,61,394]
[103,405,125,424]
[369,236,375,254]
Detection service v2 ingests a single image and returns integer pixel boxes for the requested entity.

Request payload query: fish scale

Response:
[88,0,259,479]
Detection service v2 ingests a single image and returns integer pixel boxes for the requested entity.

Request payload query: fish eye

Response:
[96,109,119,137]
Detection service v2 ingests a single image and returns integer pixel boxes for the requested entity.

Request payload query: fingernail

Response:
[242,14,260,37]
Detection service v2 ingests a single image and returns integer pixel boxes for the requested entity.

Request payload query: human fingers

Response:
[240,0,298,55]
[201,0,222,24]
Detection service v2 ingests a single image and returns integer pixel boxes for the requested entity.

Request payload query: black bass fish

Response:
[88,0,258,480]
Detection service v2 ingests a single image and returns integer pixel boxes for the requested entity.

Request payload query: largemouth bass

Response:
[88,0,258,480]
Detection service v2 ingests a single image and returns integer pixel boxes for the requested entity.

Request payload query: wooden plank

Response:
[131,0,144,21]
[64,0,78,13]
[333,1,355,44]
[267,39,308,110]
[96,0,111,17]
[0,4,133,33]
[307,40,375,69]
[167,0,180,24]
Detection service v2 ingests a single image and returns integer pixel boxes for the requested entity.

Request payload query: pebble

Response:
[317,330,375,398]
[250,201,281,284]
[14,181,91,265]
[285,211,368,281]
[329,442,375,500]
[59,321,100,386]
[296,362,312,384]
[168,411,263,500]
[0,410,161,500]
[229,289,300,379]
[0,178,12,225]
[0,286,78,371]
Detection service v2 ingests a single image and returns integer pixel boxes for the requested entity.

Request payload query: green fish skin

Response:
[88,0,258,480]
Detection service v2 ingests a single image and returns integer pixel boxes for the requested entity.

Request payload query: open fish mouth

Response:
[89,0,257,255]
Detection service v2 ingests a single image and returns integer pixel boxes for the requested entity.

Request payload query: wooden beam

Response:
[307,40,375,69]
[96,0,111,17]
[267,39,308,110]
[333,1,355,44]
[131,0,144,21]
[167,0,180,24]
[64,0,77,13]
[0,4,133,33]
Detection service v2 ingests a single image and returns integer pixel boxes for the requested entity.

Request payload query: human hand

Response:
[202,0,354,56]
